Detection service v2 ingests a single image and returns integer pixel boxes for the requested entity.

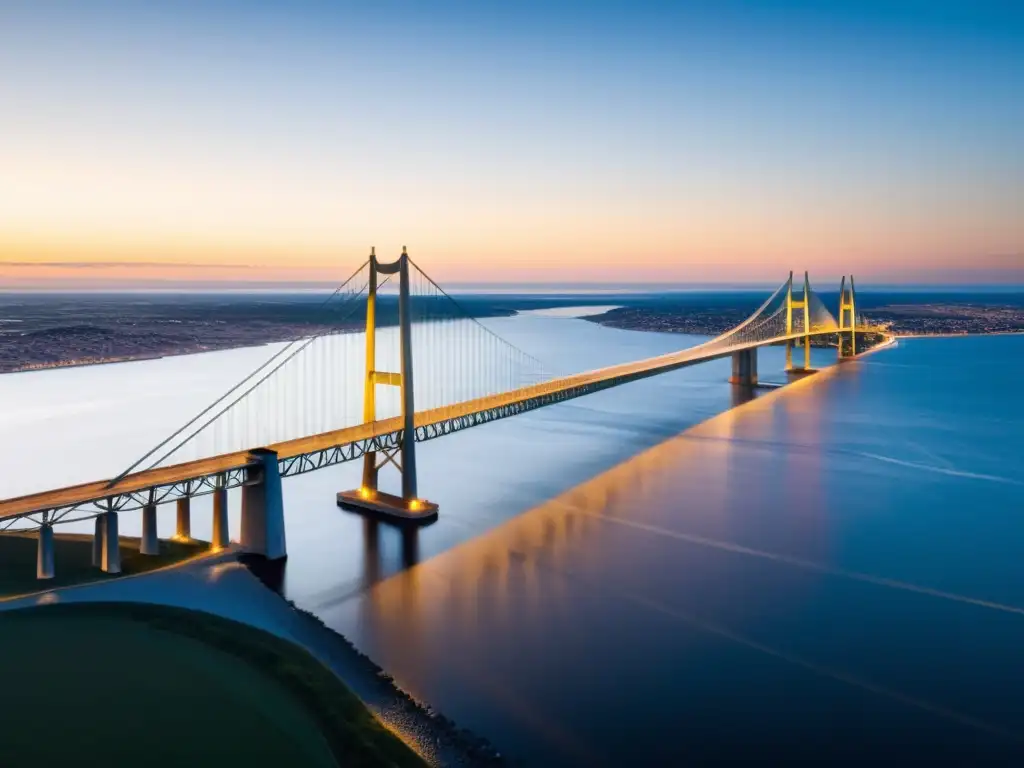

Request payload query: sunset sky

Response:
[1,1,1022,287]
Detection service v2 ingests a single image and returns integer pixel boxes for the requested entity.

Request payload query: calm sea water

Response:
[1,319,1022,764]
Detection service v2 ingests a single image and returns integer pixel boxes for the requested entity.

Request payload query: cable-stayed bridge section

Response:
[0,250,880,579]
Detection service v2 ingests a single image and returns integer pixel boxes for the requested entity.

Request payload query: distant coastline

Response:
[895,330,1024,339]
[2,337,305,375]
[8,354,168,374]
[2,291,1021,376]
[583,314,1024,340]
[514,305,623,318]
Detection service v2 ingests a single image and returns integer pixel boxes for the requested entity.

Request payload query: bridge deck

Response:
[0,330,852,521]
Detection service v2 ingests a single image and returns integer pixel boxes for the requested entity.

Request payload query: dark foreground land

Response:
[0,601,424,767]
[0,289,1021,372]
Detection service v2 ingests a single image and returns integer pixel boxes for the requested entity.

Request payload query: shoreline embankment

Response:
[0,547,503,767]
[895,330,1024,339]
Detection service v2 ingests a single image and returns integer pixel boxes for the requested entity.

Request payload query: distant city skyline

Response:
[1,1,1022,286]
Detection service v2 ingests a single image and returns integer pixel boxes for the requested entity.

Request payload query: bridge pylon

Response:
[338,247,438,525]
[729,348,758,387]
[241,448,287,559]
[785,271,814,374]
[837,274,857,359]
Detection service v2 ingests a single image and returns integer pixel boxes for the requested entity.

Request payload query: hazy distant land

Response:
[589,296,1024,337]
[0,290,1021,374]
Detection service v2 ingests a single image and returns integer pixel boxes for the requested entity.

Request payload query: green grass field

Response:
[0,532,207,597]
[0,602,425,767]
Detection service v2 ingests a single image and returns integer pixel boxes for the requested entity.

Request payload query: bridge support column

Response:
[837,274,858,360]
[241,448,286,560]
[729,349,758,386]
[37,524,54,580]
[140,503,159,555]
[360,249,380,497]
[176,497,191,540]
[784,271,816,374]
[92,514,104,567]
[212,485,229,550]
[100,511,120,574]
[397,248,419,504]
[786,338,816,376]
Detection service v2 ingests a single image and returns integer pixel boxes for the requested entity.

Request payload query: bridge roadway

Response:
[0,329,846,523]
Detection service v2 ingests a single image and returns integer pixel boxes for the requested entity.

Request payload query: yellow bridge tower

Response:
[337,247,438,524]
[785,271,813,372]
[838,275,857,359]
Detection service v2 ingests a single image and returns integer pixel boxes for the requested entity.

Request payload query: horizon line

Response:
[1,280,1021,295]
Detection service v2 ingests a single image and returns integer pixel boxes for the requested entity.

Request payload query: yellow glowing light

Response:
[359,487,370,499]
[409,500,421,511]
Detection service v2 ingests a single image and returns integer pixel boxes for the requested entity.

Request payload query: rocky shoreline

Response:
[0,546,507,767]
[240,554,508,767]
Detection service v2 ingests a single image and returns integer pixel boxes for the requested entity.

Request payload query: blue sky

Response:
[1,0,1021,285]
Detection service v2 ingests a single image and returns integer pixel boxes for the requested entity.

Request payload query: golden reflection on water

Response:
[359,365,845,651]
[341,352,1024,760]
[346,364,1024,759]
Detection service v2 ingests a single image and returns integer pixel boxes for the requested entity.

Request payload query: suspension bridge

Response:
[0,249,879,579]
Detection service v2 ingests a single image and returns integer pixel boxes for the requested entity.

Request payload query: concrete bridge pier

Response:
[36,524,54,580]
[729,348,758,386]
[786,337,816,376]
[176,497,191,540]
[100,511,121,574]
[212,484,229,550]
[92,514,104,567]
[838,328,858,360]
[240,449,286,560]
[140,503,159,555]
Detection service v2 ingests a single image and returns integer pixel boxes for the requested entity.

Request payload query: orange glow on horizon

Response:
[3,178,1020,285]
[1,3,1020,289]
